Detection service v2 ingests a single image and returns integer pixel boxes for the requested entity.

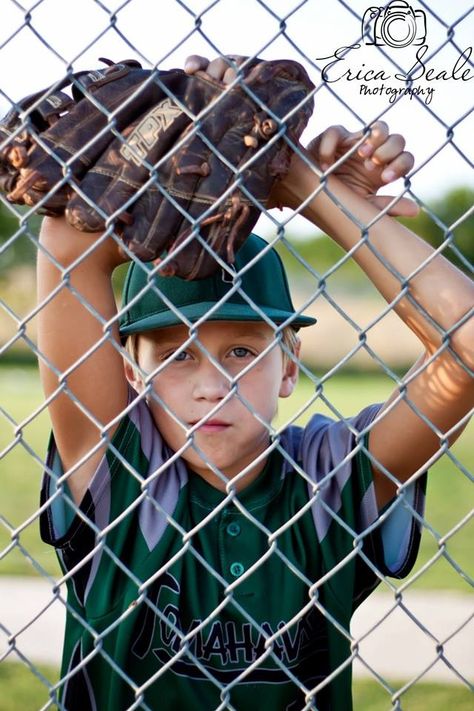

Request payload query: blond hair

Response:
[280,326,300,366]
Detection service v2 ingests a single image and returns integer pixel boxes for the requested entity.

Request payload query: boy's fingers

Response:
[184,55,210,74]
[206,57,233,80]
[380,151,415,182]
[371,134,406,166]
[309,122,414,182]
[357,121,389,157]
[184,55,237,83]
[315,125,352,169]
[222,66,238,84]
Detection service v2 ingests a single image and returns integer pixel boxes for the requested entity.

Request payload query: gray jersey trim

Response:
[283,403,424,577]
[127,391,189,552]
[42,436,112,605]
[380,482,421,573]
[297,404,382,543]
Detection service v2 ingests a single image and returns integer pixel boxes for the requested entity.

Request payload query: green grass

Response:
[0,662,472,711]
[0,365,472,592]
[0,365,58,577]
[352,679,474,710]
[0,663,59,711]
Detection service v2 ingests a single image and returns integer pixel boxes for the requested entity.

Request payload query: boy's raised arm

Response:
[37,216,129,504]
[279,140,474,508]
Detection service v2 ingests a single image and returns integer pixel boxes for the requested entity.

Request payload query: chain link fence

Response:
[0,1,473,709]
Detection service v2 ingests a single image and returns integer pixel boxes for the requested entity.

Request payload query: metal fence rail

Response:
[0,1,472,709]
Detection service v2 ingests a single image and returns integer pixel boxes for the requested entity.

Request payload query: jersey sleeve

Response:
[39,388,188,605]
[296,403,426,610]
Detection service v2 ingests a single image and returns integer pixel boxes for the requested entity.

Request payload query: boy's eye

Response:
[161,349,189,362]
[230,347,253,358]
[173,350,189,362]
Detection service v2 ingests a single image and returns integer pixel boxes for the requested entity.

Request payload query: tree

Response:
[276,186,473,280]
[0,187,472,276]
[398,187,473,274]
[0,201,40,274]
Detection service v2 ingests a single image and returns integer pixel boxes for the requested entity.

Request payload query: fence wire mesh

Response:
[0,1,473,710]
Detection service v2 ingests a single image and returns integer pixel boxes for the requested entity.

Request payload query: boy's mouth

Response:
[189,418,231,433]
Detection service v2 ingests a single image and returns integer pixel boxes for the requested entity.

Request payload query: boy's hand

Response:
[184,54,245,82]
[306,123,418,217]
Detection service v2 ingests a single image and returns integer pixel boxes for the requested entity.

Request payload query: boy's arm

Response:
[279,147,474,509]
[37,216,129,504]
[183,55,472,509]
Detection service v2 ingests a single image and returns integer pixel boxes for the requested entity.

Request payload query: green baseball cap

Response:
[119,233,316,336]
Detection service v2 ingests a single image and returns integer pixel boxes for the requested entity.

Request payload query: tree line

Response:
[0,187,472,278]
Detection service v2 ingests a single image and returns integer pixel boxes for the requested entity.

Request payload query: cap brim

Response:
[119,301,316,337]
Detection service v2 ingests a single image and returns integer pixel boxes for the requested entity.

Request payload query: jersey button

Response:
[226,522,241,537]
[230,562,245,578]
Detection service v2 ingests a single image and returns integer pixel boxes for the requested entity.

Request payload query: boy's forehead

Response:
[141,321,275,343]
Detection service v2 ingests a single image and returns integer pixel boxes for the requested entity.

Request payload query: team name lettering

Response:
[158,604,315,666]
[130,573,328,685]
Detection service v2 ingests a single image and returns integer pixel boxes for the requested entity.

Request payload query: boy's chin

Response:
[183,448,268,492]
[184,453,235,481]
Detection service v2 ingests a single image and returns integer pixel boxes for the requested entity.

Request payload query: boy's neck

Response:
[188,455,269,493]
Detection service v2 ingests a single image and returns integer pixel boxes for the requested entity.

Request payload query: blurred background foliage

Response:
[0,186,472,367]
[1,185,473,277]
[0,204,40,274]
[274,186,474,279]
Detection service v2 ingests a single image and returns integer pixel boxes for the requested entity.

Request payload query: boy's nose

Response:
[192,362,231,401]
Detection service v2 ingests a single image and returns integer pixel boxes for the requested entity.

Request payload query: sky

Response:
[0,0,472,238]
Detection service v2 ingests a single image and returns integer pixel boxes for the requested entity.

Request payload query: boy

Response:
[37,56,473,710]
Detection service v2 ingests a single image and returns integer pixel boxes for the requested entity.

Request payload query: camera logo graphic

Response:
[362,1,427,48]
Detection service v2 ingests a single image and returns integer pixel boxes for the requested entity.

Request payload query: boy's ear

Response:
[123,358,145,393]
[279,338,300,398]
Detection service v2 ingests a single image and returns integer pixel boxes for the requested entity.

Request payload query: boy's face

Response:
[125,321,299,490]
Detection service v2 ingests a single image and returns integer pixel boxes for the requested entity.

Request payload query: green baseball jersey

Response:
[40,392,425,711]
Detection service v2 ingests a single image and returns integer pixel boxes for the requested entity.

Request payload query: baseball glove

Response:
[0,57,314,279]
